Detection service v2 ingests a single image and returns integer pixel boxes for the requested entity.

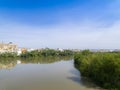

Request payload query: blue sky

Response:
[0,0,120,49]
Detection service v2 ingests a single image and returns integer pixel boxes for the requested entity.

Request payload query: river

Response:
[0,57,102,90]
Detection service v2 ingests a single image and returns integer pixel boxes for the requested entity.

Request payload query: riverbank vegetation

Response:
[74,50,120,90]
[20,49,74,58]
[0,49,74,59]
[0,52,17,58]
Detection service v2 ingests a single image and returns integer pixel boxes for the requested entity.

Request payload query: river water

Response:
[0,57,102,90]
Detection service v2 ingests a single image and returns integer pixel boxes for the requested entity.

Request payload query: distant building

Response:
[0,42,18,53]
[57,48,64,52]
[72,49,81,52]
[27,48,35,52]
[17,49,22,55]
[21,48,27,53]
[0,42,37,55]
[17,48,32,56]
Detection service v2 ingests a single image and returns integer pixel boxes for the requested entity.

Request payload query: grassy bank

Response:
[74,50,120,90]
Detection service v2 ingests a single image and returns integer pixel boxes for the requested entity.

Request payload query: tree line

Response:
[74,50,120,90]
[20,49,74,58]
[0,49,74,58]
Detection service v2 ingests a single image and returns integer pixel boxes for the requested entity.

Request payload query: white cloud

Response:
[1,17,120,49]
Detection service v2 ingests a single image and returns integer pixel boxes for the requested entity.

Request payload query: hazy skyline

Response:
[0,0,120,49]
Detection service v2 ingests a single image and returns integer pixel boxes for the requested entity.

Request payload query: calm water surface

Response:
[0,57,102,90]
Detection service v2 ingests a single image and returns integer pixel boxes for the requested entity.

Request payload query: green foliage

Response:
[74,50,120,90]
[81,49,91,55]
[20,49,74,58]
[0,48,74,61]
[0,52,17,58]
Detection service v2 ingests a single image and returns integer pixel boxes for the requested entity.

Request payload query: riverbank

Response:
[0,49,74,58]
[74,50,120,90]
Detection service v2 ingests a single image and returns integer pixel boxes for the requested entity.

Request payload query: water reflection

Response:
[67,75,102,90]
[0,56,73,70]
[67,69,81,84]
[0,57,103,90]
[70,62,103,90]
[0,59,16,70]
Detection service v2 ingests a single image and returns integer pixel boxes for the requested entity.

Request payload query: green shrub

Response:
[74,51,120,90]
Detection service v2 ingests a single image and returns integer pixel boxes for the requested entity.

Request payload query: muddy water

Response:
[0,58,102,90]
